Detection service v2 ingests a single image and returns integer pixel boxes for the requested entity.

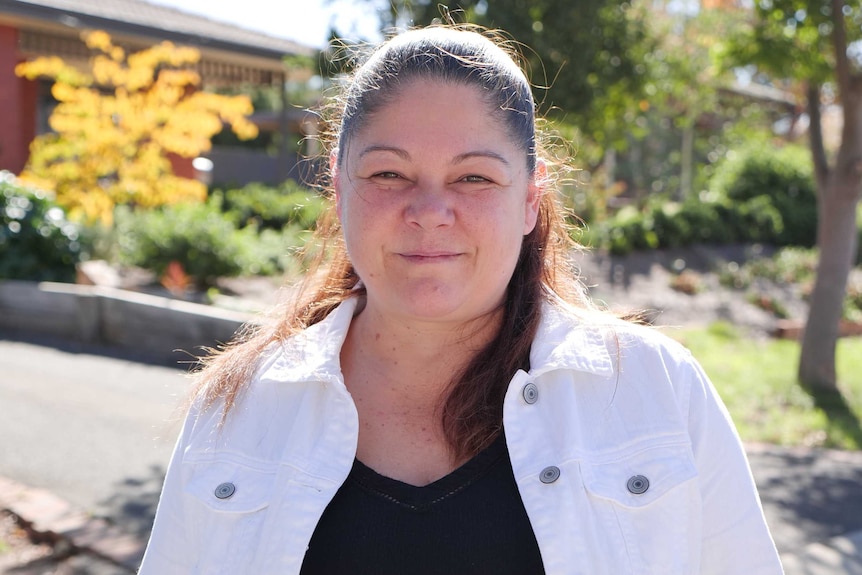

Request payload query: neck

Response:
[341,300,503,401]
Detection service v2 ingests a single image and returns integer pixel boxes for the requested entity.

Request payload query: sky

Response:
[147,0,382,49]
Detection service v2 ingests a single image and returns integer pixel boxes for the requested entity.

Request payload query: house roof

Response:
[0,0,315,61]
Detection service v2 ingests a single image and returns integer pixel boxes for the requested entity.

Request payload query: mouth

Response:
[398,252,462,263]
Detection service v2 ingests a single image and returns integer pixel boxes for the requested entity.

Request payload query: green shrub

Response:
[734,196,784,244]
[600,195,784,256]
[711,144,817,247]
[718,247,818,289]
[115,199,308,288]
[649,202,690,248]
[602,206,658,255]
[0,171,81,282]
[116,201,243,286]
[595,144,818,256]
[669,200,737,245]
[215,180,326,231]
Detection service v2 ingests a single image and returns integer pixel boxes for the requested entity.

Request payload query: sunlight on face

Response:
[334,79,541,327]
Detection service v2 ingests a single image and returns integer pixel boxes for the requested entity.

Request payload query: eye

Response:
[461,174,490,183]
[372,171,401,179]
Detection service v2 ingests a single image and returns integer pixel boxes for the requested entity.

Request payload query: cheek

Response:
[473,207,526,259]
[340,196,386,266]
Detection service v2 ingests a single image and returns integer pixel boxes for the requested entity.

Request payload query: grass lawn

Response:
[671,322,862,450]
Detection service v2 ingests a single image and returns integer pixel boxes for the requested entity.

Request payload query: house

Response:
[0,0,318,186]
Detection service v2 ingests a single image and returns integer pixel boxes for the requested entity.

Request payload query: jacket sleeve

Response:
[138,403,199,574]
[681,352,785,574]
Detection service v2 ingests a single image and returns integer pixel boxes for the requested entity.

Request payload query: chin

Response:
[365,277,506,323]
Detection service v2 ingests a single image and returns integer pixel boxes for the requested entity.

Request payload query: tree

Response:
[330,0,654,150]
[15,30,258,224]
[722,0,862,392]
[619,5,756,200]
[331,2,764,201]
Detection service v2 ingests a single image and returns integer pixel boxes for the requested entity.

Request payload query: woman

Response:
[140,26,783,574]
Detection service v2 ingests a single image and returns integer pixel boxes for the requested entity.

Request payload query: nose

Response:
[404,184,454,229]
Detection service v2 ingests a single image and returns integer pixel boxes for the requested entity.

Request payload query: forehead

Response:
[346,79,517,152]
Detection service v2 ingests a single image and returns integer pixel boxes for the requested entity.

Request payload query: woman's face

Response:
[334,79,541,327]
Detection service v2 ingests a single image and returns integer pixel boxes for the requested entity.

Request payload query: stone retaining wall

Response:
[0,280,251,365]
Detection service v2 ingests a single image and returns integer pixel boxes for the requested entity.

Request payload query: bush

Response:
[719,247,818,289]
[592,143,814,255]
[599,195,784,256]
[0,171,81,282]
[215,180,326,231]
[113,177,330,288]
[711,144,817,247]
[116,201,243,286]
[115,198,308,288]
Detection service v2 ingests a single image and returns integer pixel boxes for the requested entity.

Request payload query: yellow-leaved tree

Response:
[15,30,259,223]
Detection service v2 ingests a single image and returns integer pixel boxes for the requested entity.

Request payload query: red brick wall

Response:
[168,153,195,180]
[0,25,36,174]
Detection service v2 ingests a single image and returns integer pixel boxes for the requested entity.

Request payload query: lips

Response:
[398,251,462,262]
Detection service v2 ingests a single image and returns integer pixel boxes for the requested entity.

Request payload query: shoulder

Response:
[537,298,697,375]
[535,298,711,424]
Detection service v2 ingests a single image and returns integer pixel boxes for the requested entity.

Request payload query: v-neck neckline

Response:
[349,433,507,511]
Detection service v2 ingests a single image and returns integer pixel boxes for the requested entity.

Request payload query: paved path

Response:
[0,335,188,540]
[3,335,862,573]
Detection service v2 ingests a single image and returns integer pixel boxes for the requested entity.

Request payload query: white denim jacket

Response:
[140,297,783,574]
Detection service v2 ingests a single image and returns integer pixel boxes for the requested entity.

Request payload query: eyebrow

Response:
[359,145,411,160]
[359,146,510,166]
[453,150,510,166]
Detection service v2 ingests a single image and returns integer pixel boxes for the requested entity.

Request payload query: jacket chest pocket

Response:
[580,443,700,575]
[183,461,278,574]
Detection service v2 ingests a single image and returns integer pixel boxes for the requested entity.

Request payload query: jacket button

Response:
[627,475,649,495]
[539,466,560,484]
[214,482,236,499]
[522,382,539,404]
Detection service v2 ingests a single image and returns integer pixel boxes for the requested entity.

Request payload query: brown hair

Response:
[192,25,594,460]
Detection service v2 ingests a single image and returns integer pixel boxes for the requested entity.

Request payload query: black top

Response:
[299,433,546,575]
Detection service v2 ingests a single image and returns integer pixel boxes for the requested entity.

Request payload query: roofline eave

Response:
[0,0,315,62]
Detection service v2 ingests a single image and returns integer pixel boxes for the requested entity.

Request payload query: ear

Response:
[523,160,545,235]
[331,149,343,220]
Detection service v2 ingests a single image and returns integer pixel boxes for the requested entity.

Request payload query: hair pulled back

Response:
[337,27,536,171]
[193,25,591,460]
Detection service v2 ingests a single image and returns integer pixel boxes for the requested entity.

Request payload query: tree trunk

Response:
[799,90,862,390]
[799,175,861,390]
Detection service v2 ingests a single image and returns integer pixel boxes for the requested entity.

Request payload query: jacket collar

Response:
[528,299,615,378]
[261,296,360,386]
[261,295,615,385]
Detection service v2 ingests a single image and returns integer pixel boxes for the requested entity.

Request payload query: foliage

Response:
[114,183,322,287]
[0,171,81,282]
[213,180,327,231]
[115,201,245,286]
[674,322,862,449]
[716,247,862,321]
[716,1,859,86]
[718,247,818,289]
[332,0,655,147]
[15,30,259,224]
[595,195,783,255]
[710,144,817,246]
[613,7,766,199]
[718,1,862,392]
[592,141,817,255]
